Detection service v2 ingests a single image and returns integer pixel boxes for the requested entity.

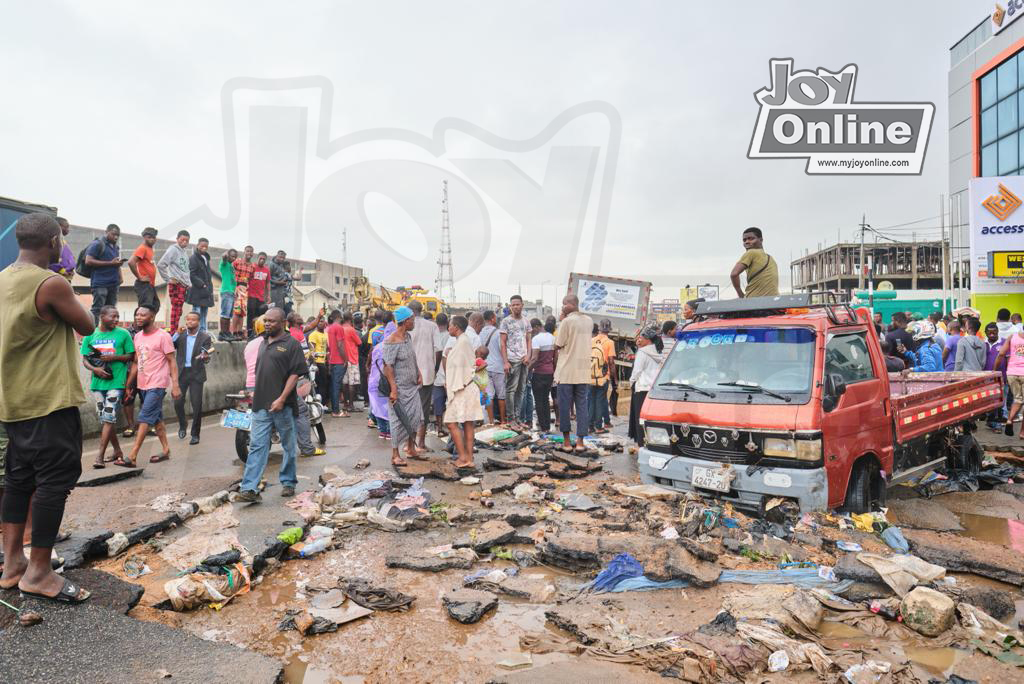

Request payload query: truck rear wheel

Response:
[950,433,982,476]
[843,460,881,514]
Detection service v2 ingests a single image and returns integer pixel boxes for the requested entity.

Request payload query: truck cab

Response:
[637,294,1002,513]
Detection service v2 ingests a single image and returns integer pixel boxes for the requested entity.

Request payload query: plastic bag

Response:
[880,527,909,553]
[164,565,250,611]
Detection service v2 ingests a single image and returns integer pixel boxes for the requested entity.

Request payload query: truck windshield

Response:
[653,327,816,403]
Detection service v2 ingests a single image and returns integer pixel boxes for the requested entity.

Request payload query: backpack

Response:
[75,238,101,278]
[590,340,608,385]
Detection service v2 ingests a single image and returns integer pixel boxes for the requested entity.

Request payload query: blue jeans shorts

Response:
[219,291,235,319]
[92,389,124,424]
[137,388,166,425]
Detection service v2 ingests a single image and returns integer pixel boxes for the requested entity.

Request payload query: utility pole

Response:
[341,225,347,265]
[858,214,868,290]
[940,194,947,314]
[434,180,456,302]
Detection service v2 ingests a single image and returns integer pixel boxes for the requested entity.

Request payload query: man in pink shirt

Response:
[244,335,264,391]
[119,305,180,466]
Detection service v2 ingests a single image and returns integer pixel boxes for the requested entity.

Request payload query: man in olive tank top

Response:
[0,213,95,603]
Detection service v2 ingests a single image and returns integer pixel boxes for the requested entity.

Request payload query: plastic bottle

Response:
[298,537,330,557]
[307,525,334,540]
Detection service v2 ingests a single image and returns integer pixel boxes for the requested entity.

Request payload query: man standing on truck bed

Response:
[730,227,778,299]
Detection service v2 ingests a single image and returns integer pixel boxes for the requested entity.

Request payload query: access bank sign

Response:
[748,59,934,175]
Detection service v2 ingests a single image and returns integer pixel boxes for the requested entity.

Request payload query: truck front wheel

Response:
[843,460,880,514]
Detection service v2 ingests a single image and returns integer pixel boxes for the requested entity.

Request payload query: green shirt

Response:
[80,326,136,390]
[738,248,779,298]
[219,259,236,294]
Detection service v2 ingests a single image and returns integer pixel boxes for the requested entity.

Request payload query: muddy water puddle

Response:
[903,646,964,677]
[956,513,1024,551]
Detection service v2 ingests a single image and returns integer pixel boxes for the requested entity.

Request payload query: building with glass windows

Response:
[949,11,1024,319]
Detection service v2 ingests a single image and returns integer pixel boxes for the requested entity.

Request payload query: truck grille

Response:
[669,426,762,464]
[675,444,753,464]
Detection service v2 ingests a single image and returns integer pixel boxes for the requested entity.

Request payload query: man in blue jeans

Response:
[84,224,126,324]
[236,308,307,502]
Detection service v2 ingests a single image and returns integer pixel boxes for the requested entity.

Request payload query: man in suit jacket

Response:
[185,238,215,332]
[173,312,213,444]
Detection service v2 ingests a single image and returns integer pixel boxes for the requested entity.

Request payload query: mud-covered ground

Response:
[10,413,1024,683]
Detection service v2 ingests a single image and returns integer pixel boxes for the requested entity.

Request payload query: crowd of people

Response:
[75,222,297,338]
[876,307,1024,435]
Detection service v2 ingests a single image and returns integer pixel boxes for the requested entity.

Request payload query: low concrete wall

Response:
[78,339,247,437]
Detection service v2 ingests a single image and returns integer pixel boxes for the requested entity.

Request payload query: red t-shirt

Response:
[341,324,361,364]
[327,322,346,364]
[289,327,305,343]
[248,265,270,301]
[132,244,156,282]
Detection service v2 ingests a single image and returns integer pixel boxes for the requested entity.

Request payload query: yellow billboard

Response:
[990,251,1024,278]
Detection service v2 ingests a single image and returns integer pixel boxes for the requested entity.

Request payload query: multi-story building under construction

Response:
[790,240,960,294]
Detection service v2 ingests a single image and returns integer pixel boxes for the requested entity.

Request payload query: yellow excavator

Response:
[353,277,446,317]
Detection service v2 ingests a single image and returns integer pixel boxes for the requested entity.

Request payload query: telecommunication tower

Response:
[435,180,456,302]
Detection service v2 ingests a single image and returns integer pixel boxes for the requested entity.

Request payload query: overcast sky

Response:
[0,1,987,303]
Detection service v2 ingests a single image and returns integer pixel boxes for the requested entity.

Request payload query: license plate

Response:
[691,465,731,492]
[221,409,252,430]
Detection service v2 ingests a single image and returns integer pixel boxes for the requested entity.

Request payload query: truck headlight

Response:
[645,425,671,447]
[763,437,821,461]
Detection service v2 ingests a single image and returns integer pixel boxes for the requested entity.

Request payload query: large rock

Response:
[900,586,955,636]
[442,588,498,624]
[904,529,1024,586]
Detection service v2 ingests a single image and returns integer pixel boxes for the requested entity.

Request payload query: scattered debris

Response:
[442,588,498,624]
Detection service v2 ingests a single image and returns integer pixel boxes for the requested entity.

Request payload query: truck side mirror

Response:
[822,373,847,413]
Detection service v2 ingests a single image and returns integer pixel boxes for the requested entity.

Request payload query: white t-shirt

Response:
[433,330,451,387]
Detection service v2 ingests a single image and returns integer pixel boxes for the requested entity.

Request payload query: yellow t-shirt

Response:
[738,248,779,297]
[308,330,328,363]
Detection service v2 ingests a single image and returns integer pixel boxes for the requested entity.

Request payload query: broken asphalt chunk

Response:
[442,588,498,624]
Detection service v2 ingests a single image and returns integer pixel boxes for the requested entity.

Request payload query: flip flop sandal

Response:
[150,452,170,463]
[113,458,136,468]
[122,429,135,437]
[455,465,479,475]
[92,462,106,469]
[21,578,90,604]
[391,460,408,468]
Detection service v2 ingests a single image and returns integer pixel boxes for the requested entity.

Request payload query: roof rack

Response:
[694,291,857,325]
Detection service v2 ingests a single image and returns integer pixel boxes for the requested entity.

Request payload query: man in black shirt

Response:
[887,311,915,355]
[236,308,307,502]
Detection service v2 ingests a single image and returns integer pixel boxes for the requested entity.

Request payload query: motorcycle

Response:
[222,362,327,462]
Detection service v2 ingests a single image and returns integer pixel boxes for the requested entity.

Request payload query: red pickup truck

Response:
[637,294,1004,513]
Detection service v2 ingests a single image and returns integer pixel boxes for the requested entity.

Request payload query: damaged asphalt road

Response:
[3,415,1024,683]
